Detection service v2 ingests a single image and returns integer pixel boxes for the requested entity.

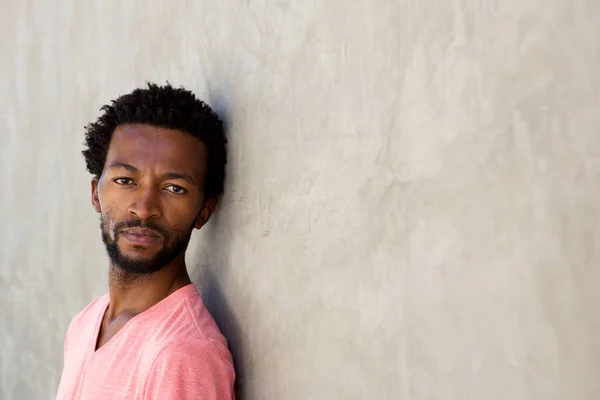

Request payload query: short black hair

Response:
[82,82,227,200]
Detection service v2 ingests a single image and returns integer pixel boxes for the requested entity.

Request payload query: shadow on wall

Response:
[190,95,246,399]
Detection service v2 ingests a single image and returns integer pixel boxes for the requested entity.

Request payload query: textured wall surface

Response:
[1,1,600,399]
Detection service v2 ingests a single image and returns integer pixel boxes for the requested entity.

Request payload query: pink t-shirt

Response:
[56,284,235,399]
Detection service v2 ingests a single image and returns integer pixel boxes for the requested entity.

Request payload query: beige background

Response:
[1,0,600,399]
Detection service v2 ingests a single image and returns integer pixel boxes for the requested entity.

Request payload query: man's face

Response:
[92,124,213,274]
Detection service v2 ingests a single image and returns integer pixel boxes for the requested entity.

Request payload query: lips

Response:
[121,228,162,245]
[123,228,160,237]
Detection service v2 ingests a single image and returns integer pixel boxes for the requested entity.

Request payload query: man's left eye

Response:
[165,185,187,194]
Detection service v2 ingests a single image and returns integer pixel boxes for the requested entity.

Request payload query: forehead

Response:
[104,124,207,176]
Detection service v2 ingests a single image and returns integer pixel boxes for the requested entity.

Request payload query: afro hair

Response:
[82,82,227,200]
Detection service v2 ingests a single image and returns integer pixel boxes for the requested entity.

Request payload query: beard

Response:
[100,213,194,275]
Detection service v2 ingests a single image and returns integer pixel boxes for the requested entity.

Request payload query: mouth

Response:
[120,228,162,245]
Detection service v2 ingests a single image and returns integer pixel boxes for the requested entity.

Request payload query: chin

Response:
[127,247,159,255]
[113,259,163,275]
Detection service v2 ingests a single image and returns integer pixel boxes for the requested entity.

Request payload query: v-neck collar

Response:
[89,284,198,356]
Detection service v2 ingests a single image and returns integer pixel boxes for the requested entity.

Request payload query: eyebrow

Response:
[107,163,197,187]
[163,172,197,187]
[108,162,139,173]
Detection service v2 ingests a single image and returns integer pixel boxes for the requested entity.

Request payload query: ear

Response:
[194,198,217,229]
[91,178,101,213]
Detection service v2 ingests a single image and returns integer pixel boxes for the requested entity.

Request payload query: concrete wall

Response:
[1,0,599,399]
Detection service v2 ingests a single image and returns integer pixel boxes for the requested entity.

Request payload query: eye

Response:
[164,184,187,194]
[113,177,135,185]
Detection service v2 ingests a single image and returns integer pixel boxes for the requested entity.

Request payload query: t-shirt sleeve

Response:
[144,338,235,400]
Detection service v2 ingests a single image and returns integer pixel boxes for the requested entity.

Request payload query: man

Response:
[56,83,235,399]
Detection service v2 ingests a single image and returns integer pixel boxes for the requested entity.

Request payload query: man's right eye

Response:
[114,178,134,185]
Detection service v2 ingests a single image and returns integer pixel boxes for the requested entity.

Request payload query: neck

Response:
[106,255,192,321]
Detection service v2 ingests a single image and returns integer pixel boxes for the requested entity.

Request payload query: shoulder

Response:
[148,291,234,370]
[145,336,235,399]
[66,294,108,337]
[154,336,234,371]
[62,294,108,358]
[183,289,230,345]
[149,286,229,349]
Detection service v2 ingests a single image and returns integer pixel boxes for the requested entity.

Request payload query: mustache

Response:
[114,219,169,238]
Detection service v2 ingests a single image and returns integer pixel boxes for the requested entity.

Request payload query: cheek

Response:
[100,210,121,239]
[99,189,129,222]
[98,178,132,212]
[168,216,197,235]
[164,199,202,226]
[163,213,199,238]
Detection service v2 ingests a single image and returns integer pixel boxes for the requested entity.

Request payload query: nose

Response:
[128,186,162,221]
